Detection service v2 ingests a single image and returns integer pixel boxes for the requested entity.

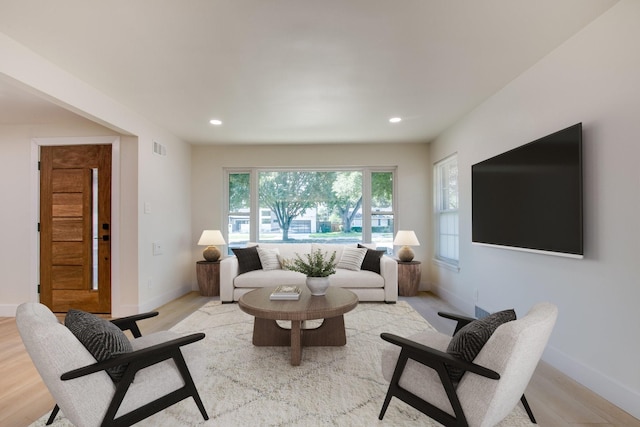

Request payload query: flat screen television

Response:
[471,123,583,258]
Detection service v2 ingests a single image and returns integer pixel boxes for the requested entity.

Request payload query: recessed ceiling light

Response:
[389,117,402,123]
[209,119,223,126]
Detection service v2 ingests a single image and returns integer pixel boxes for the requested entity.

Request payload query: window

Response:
[227,172,251,249]
[225,168,395,252]
[370,171,394,250]
[434,155,459,266]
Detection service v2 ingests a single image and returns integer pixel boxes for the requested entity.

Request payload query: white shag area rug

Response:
[35,301,534,426]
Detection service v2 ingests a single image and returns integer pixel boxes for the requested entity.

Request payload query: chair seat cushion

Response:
[446,309,516,381]
[382,330,457,416]
[381,330,451,381]
[64,309,133,382]
[117,330,205,418]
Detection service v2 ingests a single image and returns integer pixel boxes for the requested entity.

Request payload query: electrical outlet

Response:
[147,278,152,289]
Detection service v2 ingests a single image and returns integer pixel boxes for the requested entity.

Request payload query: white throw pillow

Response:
[336,247,367,271]
[257,247,281,271]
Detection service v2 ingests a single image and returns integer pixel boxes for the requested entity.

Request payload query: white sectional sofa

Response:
[220,242,398,303]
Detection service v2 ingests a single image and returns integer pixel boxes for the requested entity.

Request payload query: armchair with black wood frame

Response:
[379,302,557,427]
[16,303,209,427]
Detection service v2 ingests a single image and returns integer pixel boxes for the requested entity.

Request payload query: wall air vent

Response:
[153,141,167,156]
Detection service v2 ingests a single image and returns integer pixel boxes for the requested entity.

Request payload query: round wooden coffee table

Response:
[238,286,358,366]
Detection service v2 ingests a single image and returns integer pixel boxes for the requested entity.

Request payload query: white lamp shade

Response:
[198,230,226,246]
[393,230,420,246]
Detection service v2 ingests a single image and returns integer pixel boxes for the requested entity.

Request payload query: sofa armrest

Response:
[380,255,398,302]
[220,256,239,302]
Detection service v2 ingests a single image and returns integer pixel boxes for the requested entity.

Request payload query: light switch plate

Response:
[152,242,163,255]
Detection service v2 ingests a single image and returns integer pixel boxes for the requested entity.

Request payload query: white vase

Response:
[306,277,330,296]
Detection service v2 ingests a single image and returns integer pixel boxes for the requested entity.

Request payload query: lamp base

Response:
[397,246,415,262]
[203,246,221,262]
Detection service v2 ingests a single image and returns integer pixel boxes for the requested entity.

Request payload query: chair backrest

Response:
[456,302,558,427]
[16,303,114,427]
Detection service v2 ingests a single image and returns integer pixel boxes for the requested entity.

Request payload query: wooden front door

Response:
[40,145,112,313]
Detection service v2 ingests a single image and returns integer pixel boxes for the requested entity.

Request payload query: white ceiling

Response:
[0,0,618,145]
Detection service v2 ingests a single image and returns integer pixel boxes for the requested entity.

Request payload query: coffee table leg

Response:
[302,315,347,346]
[251,316,346,366]
[252,318,290,346]
[291,320,302,366]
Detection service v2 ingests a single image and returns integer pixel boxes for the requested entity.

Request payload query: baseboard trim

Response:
[137,285,193,315]
[431,284,475,316]
[543,345,640,420]
[0,304,19,317]
[1,285,194,318]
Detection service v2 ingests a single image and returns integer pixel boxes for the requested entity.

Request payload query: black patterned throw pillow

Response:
[65,309,133,382]
[446,309,516,382]
[232,246,263,274]
[358,244,385,274]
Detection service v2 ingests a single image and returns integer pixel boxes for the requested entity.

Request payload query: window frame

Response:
[433,154,459,269]
[224,166,396,249]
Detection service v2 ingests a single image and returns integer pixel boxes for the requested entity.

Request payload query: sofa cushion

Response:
[358,244,385,274]
[331,268,384,288]
[232,246,263,274]
[65,309,133,382]
[446,309,516,381]
[234,268,385,289]
[257,247,281,270]
[234,269,306,288]
[336,246,367,270]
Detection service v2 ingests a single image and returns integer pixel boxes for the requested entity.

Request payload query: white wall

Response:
[428,0,640,418]
[191,143,431,287]
[137,134,194,313]
[0,32,194,316]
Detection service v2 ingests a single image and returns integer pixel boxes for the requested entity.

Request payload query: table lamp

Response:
[393,230,420,262]
[198,230,226,262]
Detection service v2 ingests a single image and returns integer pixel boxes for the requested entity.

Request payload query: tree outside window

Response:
[226,168,395,251]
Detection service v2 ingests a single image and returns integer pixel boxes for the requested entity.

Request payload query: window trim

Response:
[433,154,459,268]
[224,166,396,247]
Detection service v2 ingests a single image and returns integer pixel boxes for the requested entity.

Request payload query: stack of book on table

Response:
[270,285,301,300]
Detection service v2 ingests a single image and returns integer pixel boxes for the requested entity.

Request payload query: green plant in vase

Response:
[284,249,337,295]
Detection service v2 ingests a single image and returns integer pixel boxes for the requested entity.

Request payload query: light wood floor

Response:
[2,292,638,427]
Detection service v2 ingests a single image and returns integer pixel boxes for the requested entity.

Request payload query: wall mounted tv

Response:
[472,123,583,258]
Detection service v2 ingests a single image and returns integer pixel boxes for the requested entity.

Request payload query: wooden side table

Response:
[397,260,421,296]
[196,261,220,296]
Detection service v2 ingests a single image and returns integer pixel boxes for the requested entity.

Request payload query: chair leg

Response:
[378,389,394,420]
[520,394,537,424]
[173,350,209,421]
[46,404,60,425]
[379,352,410,420]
